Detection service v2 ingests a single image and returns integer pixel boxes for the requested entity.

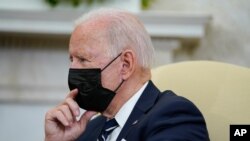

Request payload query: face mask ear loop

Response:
[114,79,124,92]
[101,53,122,72]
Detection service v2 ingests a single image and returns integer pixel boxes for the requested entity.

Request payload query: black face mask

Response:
[68,53,123,112]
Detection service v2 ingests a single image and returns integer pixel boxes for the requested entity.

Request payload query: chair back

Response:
[152,61,250,141]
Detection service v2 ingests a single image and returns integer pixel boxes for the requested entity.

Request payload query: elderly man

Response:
[44,9,209,141]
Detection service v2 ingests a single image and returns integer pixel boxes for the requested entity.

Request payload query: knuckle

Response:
[45,108,57,118]
[61,104,68,110]
[55,110,62,116]
[45,110,52,119]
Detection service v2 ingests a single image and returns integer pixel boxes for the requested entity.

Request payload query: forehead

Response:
[69,20,110,57]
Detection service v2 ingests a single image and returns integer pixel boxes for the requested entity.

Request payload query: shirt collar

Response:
[114,81,149,129]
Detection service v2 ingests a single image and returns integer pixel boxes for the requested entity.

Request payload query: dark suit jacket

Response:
[77,81,210,141]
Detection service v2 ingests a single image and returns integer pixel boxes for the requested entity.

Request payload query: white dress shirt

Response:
[107,81,149,141]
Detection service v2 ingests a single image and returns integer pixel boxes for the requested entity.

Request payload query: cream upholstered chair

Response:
[151,61,250,141]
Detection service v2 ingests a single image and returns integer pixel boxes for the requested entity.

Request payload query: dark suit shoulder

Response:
[141,90,210,141]
[156,90,203,115]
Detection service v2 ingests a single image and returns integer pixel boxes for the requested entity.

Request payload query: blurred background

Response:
[0,0,249,140]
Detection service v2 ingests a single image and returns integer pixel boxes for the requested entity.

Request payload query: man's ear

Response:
[121,50,135,80]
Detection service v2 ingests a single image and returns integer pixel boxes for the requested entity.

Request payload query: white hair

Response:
[75,8,154,68]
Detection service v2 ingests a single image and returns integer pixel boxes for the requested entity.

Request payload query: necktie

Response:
[97,118,119,141]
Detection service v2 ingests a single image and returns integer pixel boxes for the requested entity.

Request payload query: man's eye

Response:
[69,56,73,62]
[79,58,86,63]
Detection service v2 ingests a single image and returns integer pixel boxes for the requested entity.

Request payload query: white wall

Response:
[0,103,54,141]
[149,0,250,67]
[0,46,69,141]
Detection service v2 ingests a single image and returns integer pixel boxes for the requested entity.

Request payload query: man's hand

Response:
[44,89,97,141]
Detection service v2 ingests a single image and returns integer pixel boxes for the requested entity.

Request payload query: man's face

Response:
[69,22,122,91]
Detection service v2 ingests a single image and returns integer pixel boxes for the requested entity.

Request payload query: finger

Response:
[55,110,70,126]
[58,105,74,125]
[65,97,80,117]
[57,89,78,106]
[78,111,97,130]
[66,89,78,99]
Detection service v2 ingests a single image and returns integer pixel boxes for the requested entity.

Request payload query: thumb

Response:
[78,111,97,131]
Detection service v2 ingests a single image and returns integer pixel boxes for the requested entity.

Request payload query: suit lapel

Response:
[77,115,106,141]
[116,80,161,141]
[90,116,106,140]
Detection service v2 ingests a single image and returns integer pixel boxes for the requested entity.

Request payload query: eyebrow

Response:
[77,50,95,62]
